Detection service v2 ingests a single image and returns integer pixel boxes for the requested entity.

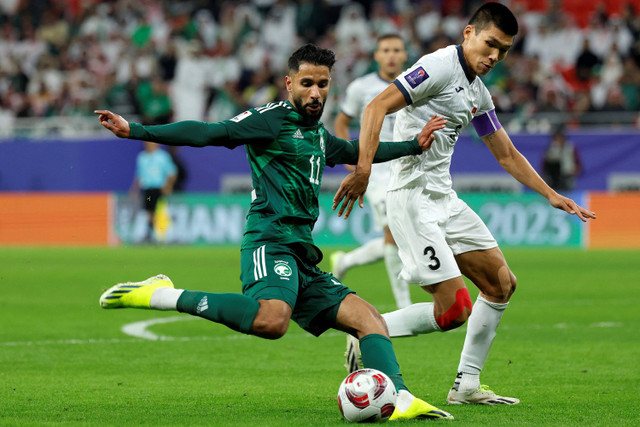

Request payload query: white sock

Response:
[452,371,480,392]
[383,244,411,309]
[383,302,441,337]
[456,295,508,389]
[395,389,415,412]
[149,287,185,310]
[341,237,385,272]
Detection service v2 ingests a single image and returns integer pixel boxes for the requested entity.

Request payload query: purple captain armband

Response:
[471,109,502,137]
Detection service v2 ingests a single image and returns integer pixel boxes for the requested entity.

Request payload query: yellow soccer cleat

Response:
[99,274,174,309]
[390,391,454,421]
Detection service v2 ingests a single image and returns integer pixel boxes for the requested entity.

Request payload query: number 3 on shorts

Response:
[423,246,441,270]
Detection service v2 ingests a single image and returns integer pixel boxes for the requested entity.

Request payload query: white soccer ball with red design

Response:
[337,368,397,423]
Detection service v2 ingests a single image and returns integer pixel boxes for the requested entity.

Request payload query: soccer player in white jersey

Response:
[333,2,596,405]
[331,34,411,311]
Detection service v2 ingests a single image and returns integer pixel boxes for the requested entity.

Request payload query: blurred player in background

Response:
[96,44,453,420]
[333,2,596,405]
[131,141,177,243]
[331,34,412,311]
[542,125,582,191]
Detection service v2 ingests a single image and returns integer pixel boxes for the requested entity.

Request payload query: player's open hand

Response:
[548,193,596,222]
[332,170,369,219]
[94,110,130,138]
[416,114,447,151]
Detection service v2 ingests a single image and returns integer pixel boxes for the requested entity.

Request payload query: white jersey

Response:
[389,45,499,194]
[341,72,396,189]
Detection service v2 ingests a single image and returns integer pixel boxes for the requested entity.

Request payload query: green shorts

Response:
[240,244,354,337]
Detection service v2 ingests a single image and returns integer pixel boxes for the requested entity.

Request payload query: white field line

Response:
[0,319,625,348]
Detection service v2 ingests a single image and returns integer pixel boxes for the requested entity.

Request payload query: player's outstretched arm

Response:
[333,84,408,219]
[94,110,130,138]
[547,193,596,222]
[482,128,596,222]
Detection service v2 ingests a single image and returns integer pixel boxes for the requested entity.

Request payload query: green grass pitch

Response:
[1,246,638,426]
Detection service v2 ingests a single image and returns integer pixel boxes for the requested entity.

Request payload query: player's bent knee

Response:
[487,268,517,301]
[506,271,517,298]
[436,288,473,331]
[252,318,289,339]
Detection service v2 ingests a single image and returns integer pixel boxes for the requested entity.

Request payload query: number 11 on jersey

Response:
[309,155,321,185]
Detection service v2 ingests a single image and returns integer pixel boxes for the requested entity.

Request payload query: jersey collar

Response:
[456,45,475,84]
[376,72,394,84]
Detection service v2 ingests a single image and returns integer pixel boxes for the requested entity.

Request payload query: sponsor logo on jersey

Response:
[319,132,325,152]
[455,86,464,93]
[404,66,429,88]
[230,110,252,122]
[274,262,292,277]
[293,129,304,139]
[472,107,477,114]
[196,296,209,313]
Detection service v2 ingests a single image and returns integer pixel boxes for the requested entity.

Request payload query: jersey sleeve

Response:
[129,121,235,148]
[393,55,451,106]
[128,107,281,149]
[340,79,363,119]
[471,84,501,137]
[324,132,421,166]
[219,108,282,145]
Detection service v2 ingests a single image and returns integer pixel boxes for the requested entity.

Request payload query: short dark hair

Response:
[469,2,518,36]
[288,44,336,73]
[376,33,404,46]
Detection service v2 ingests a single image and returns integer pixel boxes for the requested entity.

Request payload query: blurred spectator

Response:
[542,127,582,191]
[0,0,637,131]
[575,37,601,82]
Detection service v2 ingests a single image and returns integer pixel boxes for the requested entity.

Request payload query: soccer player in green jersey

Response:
[95,44,452,420]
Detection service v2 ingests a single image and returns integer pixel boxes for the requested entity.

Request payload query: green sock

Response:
[176,291,259,334]
[360,333,408,392]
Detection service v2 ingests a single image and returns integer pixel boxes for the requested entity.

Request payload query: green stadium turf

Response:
[1,247,638,426]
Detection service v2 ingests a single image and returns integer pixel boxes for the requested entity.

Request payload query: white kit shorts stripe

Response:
[387,187,497,286]
[253,245,267,281]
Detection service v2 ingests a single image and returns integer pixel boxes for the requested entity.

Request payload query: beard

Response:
[292,95,325,126]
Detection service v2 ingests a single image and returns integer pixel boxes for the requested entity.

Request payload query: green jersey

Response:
[129,100,422,263]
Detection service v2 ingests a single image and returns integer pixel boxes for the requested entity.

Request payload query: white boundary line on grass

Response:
[121,315,197,340]
[0,319,624,347]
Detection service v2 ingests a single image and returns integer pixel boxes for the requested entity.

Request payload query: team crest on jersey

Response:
[319,132,325,152]
[274,261,292,277]
[405,66,429,88]
[230,110,252,122]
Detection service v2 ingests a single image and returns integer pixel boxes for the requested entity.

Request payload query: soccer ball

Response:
[337,369,397,423]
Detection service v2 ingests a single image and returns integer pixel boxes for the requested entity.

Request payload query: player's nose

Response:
[309,85,320,99]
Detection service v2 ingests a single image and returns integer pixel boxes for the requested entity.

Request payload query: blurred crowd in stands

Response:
[1,0,639,132]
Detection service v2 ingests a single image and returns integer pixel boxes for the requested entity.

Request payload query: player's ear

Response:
[285,75,293,93]
[462,25,473,41]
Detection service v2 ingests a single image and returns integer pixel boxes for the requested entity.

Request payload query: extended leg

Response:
[382,227,411,309]
[99,274,291,339]
[335,294,453,420]
[447,248,519,405]
[382,276,471,337]
[330,237,385,280]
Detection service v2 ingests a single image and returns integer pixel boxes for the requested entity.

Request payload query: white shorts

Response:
[366,163,391,230]
[366,184,388,230]
[387,187,497,286]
